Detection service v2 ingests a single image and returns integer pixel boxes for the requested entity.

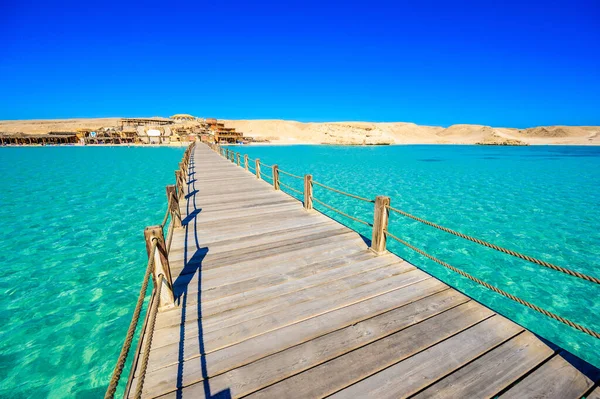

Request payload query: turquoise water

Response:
[0,145,598,398]
[234,145,600,368]
[0,146,185,398]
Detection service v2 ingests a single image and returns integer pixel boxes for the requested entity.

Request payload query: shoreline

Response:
[2,141,600,148]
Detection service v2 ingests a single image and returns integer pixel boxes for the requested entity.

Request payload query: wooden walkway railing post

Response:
[273,165,280,190]
[256,159,261,179]
[144,226,175,310]
[244,154,249,170]
[237,153,241,166]
[179,162,185,180]
[304,174,313,210]
[166,185,182,228]
[370,195,391,255]
[175,170,184,199]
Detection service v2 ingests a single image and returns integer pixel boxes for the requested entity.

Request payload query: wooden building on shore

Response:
[0,132,78,145]
[119,118,173,129]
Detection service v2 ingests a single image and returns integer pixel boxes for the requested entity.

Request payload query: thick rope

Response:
[279,169,303,180]
[159,196,172,229]
[280,181,303,195]
[133,277,163,399]
[384,230,600,339]
[386,205,600,285]
[104,239,157,399]
[313,197,373,227]
[259,160,273,168]
[313,180,374,203]
[166,223,174,253]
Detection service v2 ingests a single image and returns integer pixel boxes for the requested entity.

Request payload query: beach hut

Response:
[170,114,196,121]
[147,129,161,144]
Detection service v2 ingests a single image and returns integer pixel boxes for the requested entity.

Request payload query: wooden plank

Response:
[411,331,556,399]
[163,261,414,335]
[139,279,445,376]
[168,221,345,260]
[168,225,354,271]
[188,250,374,303]
[168,295,482,399]
[171,214,338,250]
[155,253,402,329]
[499,352,600,399]
[148,267,432,354]
[328,316,523,398]
[587,386,600,399]
[170,235,366,289]
[133,279,450,397]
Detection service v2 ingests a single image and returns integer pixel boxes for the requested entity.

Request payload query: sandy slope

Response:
[224,120,600,145]
[1,118,599,145]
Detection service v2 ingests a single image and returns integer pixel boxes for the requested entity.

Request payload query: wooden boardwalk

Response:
[127,143,599,398]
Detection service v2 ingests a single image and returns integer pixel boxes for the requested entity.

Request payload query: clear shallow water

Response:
[0,146,185,398]
[0,145,598,398]
[234,145,600,368]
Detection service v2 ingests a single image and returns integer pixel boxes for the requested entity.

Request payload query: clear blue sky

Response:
[1,0,599,127]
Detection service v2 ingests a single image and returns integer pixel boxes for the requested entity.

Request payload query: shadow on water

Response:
[172,156,232,399]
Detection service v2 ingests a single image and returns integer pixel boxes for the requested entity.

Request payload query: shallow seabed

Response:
[0,146,185,398]
[233,144,600,369]
[0,144,598,398]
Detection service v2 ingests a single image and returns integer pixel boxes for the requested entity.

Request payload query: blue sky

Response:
[1,0,599,127]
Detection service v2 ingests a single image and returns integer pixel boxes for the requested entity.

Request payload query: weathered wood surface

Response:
[127,143,599,398]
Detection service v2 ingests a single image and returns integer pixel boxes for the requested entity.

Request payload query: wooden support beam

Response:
[237,153,241,167]
[144,226,175,311]
[244,154,249,170]
[175,170,184,199]
[304,174,313,210]
[166,185,182,228]
[273,165,280,190]
[256,159,261,179]
[370,195,390,255]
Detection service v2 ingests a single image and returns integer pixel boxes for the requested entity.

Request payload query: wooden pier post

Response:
[237,153,241,167]
[244,155,249,170]
[166,185,182,228]
[144,226,175,310]
[370,196,390,255]
[255,159,261,179]
[273,165,280,190]
[175,170,184,199]
[304,174,313,210]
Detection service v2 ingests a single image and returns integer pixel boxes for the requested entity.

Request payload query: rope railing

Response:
[105,142,193,399]
[279,169,303,180]
[133,276,163,398]
[383,229,600,339]
[313,197,373,227]
[259,160,274,168]
[159,196,172,229]
[313,180,375,203]
[386,205,600,285]
[210,145,599,342]
[280,181,303,195]
[104,239,157,399]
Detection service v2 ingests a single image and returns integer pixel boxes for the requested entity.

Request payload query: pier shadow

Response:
[172,155,232,399]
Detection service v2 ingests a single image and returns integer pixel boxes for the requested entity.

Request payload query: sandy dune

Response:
[223,120,599,145]
[1,118,598,145]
